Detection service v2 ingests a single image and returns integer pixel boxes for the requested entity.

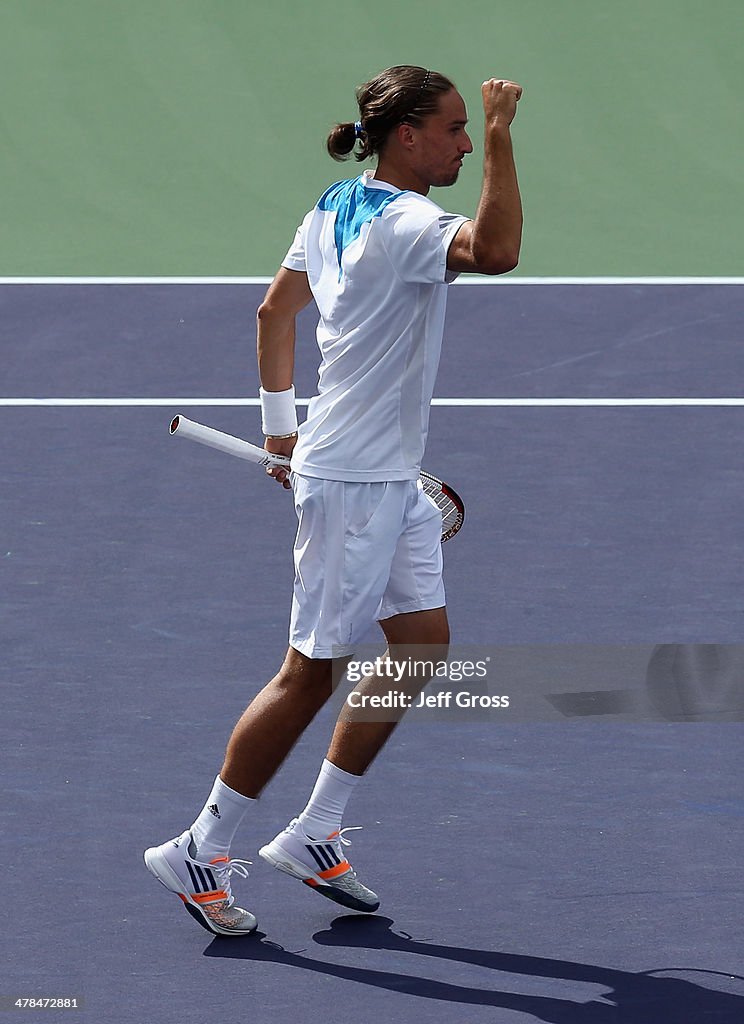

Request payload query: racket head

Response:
[420,470,465,543]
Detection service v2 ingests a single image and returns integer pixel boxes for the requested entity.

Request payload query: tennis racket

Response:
[169,415,464,543]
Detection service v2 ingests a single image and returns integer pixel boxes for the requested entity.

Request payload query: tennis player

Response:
[145,65,523,935]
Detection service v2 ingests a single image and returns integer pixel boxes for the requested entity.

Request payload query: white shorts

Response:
[289,473,445,659]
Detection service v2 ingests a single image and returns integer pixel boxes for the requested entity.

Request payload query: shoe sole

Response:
[258,841,379,913]
[143,847,257,937]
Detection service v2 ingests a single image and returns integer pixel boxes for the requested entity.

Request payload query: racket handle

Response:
[169,415,291,468]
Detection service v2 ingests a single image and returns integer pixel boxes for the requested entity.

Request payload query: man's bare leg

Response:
[326,606,450,776]
[220,647,345,798]
[255,610,448,912]
[144,648,343,933]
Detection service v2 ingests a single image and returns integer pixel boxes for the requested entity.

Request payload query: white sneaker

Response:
[259,818,379,913]
[144,829,257,936]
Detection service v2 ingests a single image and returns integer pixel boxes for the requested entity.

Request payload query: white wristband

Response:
[260,385,298,437]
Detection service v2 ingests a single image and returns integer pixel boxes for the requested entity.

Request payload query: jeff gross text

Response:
[345,691,509,710]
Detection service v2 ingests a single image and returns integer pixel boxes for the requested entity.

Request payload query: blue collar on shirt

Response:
[318,176,406,277]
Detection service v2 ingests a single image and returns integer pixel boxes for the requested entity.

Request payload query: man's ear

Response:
[396,122,417,152]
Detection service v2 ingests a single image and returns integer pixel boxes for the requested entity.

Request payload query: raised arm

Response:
[447,79,523,276]
[256,266,314,485]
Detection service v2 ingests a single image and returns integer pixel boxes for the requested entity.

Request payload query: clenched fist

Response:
[482,79,523,128]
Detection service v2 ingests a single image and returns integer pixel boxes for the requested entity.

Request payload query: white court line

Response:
[0,277,743,286]
[2,398,744,408]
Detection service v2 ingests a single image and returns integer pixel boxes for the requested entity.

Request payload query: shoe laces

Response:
[210,857,252,882]
[298,822,363,848]
[208,857,252,907]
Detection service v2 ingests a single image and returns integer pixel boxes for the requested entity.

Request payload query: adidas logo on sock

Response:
[207,803,221,819]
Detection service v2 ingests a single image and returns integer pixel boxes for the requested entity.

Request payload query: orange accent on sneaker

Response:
[317,861,351,880]
[209,857,230,864]
[191,890,228,904]
[303,878,319,887]
[177,894,188,903]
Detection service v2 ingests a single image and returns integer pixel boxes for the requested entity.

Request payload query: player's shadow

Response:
[205,915,742,1023]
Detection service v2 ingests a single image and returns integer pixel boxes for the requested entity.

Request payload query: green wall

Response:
[1,0,741,275]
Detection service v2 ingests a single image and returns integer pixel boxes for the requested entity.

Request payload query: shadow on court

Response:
[204,916,743,1023]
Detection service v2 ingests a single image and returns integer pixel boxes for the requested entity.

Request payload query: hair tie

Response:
[354,121,364,139]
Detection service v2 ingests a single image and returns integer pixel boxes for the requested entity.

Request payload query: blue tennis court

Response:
[2,281,742,1023]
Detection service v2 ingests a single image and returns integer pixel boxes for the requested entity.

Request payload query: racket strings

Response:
[420,471,465,543]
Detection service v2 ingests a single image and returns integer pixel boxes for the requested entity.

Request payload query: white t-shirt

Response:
[281,169,468,481]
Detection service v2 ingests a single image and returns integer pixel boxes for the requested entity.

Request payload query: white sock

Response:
[190,775,255,861]
[298,759,361,840]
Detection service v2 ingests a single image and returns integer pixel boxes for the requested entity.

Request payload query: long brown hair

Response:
[326,65,455,162]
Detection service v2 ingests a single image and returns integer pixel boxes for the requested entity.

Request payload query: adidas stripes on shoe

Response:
[144,829,257,936]
[258,818,379,913]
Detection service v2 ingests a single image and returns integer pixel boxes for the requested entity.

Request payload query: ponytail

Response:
[326,66,454,163]
[326,121,359,162]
